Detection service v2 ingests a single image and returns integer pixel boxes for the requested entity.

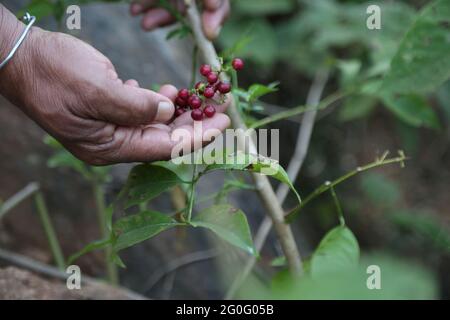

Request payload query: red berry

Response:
[204,105,216,118]
[232,58,244,71]
[207,72,219,84]
[191,109,203,121]
[188,95,202,109]
[217,82,232,94]
[175,108,185,117]
[178,88,189,100]
[200,64,212,77]
[175,97,187,107]
[203,86,215,99]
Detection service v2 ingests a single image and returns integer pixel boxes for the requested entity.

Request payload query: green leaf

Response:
[204,152,254,172]
[388,209,450,252]
[43,135,62,149]
[234,88,251,102]
[68,238,112,264]
[268,253,437,300]
[121,164,183,208]
[382,94,440,129]
[152,161,193,182]
[247,82,279,102]
[338,95,377,122]
[204,153,301,204]
[112,210,179,252]
[191,205,256,256]
[270,256,287,267]
[381,0,450,95]
[310,225,360,277]
[19,0,55,21]
[110,251,126,268]
[251,160,302,204]
[45,135,111,182]
[47,150,92,180]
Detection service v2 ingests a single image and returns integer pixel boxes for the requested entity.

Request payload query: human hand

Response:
[130,0,230,40]
[0,26,230,165]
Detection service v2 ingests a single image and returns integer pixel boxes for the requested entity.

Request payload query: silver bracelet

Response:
[0,12,36,70]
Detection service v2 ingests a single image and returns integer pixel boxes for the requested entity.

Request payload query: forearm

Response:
[0,4,38,110]
[0,5,24,65]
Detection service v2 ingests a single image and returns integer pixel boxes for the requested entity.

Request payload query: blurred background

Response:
[0,0,448,299]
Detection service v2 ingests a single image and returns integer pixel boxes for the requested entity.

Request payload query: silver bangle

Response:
[0,12,36,70]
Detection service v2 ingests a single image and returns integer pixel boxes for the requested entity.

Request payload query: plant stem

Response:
[185,0,303,275]
[0,182,39,220]
[286,153,407,222]
[231,69,240,113]
[34,191,65,271]
[224,70,329,299]
[191,45,198,87]
[187,165,197,222]
[92,179,118,285]
[250,89,350,129]
[330,186,345,226]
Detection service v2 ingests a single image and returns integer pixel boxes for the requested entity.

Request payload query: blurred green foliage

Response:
[265,253,438,299]
[240,248,437,299]
[360,172,400,207]
[22,0,450,131]
[17,0,450,298]
[44,136,111,183]
[360,171,450,253]
[218,0,449,131]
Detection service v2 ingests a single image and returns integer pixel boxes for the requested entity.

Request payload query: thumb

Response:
[104,82,175,126]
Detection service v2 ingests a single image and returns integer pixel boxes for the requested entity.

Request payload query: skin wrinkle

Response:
[0,6,5,56]
[0,4,231,165]
[0,5,16,60]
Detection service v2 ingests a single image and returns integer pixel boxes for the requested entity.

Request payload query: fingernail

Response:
[130,3,142,15]
[155,101,174,122]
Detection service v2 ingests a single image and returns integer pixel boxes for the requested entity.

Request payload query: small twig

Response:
[0,248,147,300]
[0,247,66,280]
[191,45,198,87]
[92,179,118,285]
[34,191,66,271]
[187,164,197,221]
[277,69,330,202]
[0,182,39,219]
[330,186,345,226]
[286,153,408,222]
[0,182,66,272]
[171,186,187,213]
[142,249,219,294]
[249,89,348,129]
[224,70,329,299]
[255,102,304,124]
[185,0,303,276]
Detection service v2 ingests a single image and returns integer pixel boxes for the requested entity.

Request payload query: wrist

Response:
[0,5,25,63]
[0,6,41,108]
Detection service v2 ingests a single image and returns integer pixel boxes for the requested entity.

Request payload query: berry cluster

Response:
[175,58,245,121]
